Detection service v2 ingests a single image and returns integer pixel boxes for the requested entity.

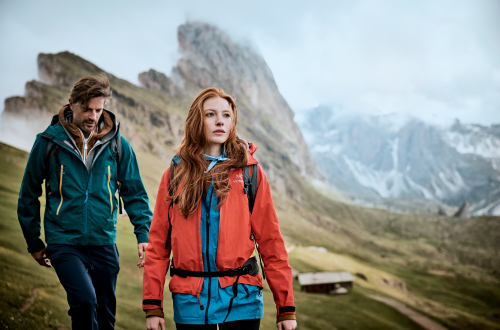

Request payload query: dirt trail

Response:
[368,295,448,330]
[19,288,39,312]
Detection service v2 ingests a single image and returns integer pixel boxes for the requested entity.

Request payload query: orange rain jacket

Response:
[142,143,295,320]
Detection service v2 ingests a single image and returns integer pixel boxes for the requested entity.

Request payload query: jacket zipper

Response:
[56,165,64,215]
[43,133,116,244]
[83,140,88,162]
[107,165,113,215]
[205,184,213,325]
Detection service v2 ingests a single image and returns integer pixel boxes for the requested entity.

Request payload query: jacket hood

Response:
[57,104,115,140]
[247,142,258,165]
[45,105,119,144]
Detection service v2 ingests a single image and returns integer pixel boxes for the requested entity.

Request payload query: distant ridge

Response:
[298,105,500,215]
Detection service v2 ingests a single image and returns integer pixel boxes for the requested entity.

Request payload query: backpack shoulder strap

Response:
[116,134,122,166]
[110,134,122,167]
[243,164,258,214]
[244,164,265,279]
[42,137,60,202]
[168,159,177,197]
[44,140,59,178]
[110,134,124,213]
[165,159,178,250]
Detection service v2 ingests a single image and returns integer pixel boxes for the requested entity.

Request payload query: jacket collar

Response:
[43,105,119,157]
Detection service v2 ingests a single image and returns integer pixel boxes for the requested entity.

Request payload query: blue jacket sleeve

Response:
[18,135,47,253]
[117,135,152,244]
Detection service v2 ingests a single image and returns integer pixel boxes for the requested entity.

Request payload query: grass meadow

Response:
[1,142,499,329]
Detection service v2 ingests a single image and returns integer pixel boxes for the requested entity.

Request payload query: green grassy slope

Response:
[0,142,422,329]
[2,141,500,329]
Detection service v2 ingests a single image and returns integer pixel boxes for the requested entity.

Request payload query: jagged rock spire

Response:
[453,200,470,219]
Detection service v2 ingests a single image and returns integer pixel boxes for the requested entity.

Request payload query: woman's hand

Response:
[146,316,166,330]
[277,319,297,330]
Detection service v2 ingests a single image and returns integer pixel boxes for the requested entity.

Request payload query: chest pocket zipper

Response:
[107,165,113,215]
[56,165,64,215]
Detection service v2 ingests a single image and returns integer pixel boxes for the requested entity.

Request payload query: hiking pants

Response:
[46,244,120,330]
[175,319,261,330]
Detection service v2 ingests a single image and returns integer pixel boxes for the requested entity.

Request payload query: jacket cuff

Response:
[137,233,149,244]
[278,306,295,315]
[145,308,164,318]
[27,239,46,253]
[277,314,297,323]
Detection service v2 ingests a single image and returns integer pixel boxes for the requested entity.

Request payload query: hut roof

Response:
[298,271,355,286]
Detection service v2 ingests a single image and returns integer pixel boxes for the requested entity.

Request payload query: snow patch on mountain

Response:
[445,130,500,159]
[298,105,500,215]
[343,155,412,198]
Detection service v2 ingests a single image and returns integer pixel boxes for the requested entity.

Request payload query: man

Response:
[18,73,152,329]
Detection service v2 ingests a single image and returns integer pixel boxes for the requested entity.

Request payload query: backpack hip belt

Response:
[169,255,259,278]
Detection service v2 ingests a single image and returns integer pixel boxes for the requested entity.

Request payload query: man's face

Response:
[69,97,105,136]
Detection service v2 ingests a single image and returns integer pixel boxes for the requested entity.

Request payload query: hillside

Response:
[1,22,499,329]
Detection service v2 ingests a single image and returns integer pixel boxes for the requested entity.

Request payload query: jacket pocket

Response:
[56,164,64,215]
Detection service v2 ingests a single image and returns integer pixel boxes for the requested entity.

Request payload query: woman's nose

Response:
[216,115,224,125]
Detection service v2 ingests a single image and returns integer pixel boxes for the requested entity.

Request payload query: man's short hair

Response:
[69,73,112,107]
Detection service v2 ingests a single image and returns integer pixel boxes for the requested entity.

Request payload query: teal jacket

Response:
[18,109,152,253]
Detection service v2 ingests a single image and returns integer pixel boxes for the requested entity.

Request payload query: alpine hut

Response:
[297,271,355,294]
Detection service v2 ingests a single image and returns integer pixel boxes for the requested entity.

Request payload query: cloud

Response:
[257,0,500,125]
[0,0,498,128]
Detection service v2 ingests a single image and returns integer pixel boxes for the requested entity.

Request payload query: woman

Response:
[143,88,297,330]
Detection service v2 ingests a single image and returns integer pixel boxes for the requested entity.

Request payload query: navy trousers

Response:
[175,319,261,330]
[46,244,120,330]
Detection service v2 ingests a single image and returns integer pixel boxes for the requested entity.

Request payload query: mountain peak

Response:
[140,21,320,180]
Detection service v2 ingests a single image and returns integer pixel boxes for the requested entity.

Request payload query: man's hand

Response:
[137,242,148,268]
[277,320,297,330]
[31,248,51,267]
[146,316,166,330]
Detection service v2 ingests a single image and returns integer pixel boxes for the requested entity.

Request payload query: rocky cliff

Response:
[1,22,320,200]
[138,22,321,195]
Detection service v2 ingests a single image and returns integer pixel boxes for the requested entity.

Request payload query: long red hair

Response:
[168,87,248,217]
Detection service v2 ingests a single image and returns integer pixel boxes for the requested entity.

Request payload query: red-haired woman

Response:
[143,88,297,330]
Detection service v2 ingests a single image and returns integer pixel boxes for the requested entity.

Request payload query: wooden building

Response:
[297,271,355,294]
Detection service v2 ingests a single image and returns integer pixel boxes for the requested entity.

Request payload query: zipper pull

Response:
[84,190,88,204]
[196,290,204,310]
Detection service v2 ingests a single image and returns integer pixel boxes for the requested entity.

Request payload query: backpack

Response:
[43,134,124,213]
[165,160,266,279]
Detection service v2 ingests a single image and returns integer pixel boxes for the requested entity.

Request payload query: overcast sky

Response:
[1,0,499,127]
